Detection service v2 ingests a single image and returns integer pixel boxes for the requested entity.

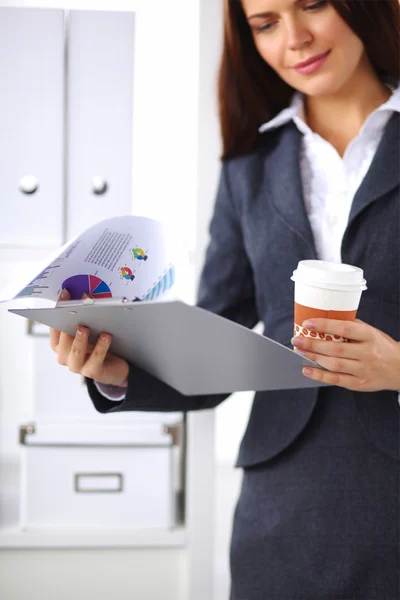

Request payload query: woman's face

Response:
[241,0,368,97]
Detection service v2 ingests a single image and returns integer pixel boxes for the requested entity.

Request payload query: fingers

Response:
[291,333,366,376]
[300,318,369,342]
[302,366,359,390]
[56,331,75,365]
[66,326,91,373]
[49,327,61,351]
[50,288,72,350]
[56,288,71,305]
[291,335,363,359]
[79,332,112,380]
[53,325,95,366]
[50,288,108,378]
[302,351,362,377]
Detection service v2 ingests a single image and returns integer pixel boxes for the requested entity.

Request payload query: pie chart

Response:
[62,274,112,300]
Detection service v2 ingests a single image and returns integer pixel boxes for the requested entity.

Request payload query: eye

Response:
[251,0,328,35]
[255,21,277,33]
[304,0,329,11]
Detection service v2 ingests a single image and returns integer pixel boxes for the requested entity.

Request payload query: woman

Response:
[51,1,400,598]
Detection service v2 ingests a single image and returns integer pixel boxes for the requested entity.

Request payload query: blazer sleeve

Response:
[86,161,259,414]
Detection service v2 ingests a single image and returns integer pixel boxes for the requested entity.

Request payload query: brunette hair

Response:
[218,0,400,158]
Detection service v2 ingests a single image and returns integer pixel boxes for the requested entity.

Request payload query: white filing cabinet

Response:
[0,8,135,249]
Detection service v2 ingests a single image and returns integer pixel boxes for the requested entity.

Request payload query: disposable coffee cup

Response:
[290,260,367,343]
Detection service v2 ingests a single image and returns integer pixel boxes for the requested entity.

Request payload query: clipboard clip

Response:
[56,296,138,308]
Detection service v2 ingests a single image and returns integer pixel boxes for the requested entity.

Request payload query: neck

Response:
[304,60,392,156]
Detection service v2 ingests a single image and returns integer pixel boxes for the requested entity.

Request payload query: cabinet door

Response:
[66,11,135,240]
[0,8,64,248]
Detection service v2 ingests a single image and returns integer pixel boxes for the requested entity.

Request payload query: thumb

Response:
[57,288,71,303]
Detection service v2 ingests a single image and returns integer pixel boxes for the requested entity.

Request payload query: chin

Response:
[287,75,343,98]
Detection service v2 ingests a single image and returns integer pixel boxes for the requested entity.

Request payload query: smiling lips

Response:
[294,50,331,74]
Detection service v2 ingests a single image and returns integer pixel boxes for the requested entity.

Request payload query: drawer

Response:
[20,443,176,530]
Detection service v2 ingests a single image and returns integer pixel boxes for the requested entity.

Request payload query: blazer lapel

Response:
[264,113,399,259]
[265,122,318,258]
[347,112,400,229]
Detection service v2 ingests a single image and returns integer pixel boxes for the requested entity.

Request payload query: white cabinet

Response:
[66,10,135,238]
[0,8,65,248]
[0,7,135,248]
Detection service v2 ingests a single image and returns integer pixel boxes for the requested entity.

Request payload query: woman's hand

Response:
[49,289,129,387]
[291,318,400,392]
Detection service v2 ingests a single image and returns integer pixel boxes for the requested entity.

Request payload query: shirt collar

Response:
[258,82,400,136]
[376,81,400,113]
[258,91,303,135]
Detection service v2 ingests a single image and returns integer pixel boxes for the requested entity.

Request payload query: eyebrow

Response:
[247,0,305,20]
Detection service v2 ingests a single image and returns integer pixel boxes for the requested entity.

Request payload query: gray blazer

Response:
[87,113,400,468]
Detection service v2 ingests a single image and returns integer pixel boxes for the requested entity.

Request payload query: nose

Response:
[285,18,313,51]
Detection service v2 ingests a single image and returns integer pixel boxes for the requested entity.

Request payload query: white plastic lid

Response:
[291,260,367,292]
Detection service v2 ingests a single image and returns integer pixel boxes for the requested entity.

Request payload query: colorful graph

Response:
[142,265,175,301]
[120,266,135,281]
[15,264,61,298]
[132,248,148,261]
[62,275,112,300]
[16,285,46,298]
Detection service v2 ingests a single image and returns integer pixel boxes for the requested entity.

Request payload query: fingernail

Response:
[60,288,69,300]
[76,327,84,336]
[101,333,110,342]
[302,320,315,330]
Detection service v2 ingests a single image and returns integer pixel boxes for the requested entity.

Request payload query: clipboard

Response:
[9,299,327,396]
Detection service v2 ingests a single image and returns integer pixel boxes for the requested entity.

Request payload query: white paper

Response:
[0,215,187,306]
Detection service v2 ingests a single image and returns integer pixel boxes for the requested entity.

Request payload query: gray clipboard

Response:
[9,299,327,395]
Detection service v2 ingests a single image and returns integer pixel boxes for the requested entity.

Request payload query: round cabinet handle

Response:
[19,175,39,195]
[92,176,108,195]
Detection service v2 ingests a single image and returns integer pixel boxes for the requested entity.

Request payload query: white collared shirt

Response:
[259,84,400,262]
